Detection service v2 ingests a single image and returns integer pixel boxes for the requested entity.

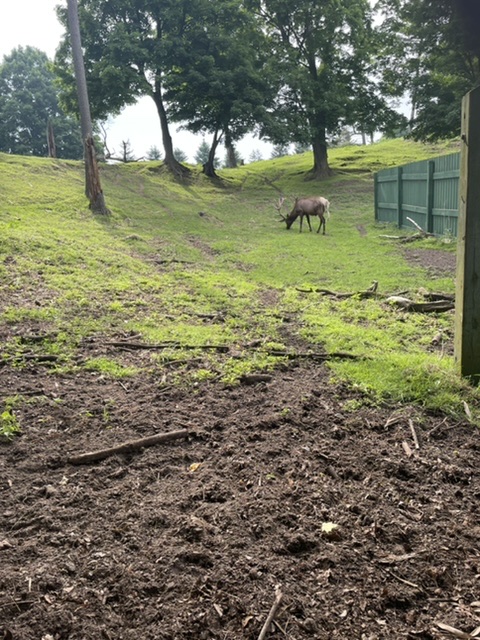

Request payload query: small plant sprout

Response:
[0,402,20,439]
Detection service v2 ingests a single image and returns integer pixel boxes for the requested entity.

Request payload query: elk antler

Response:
[274,196,286,221]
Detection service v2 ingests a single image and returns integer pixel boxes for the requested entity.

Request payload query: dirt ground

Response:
[2,246,480,640]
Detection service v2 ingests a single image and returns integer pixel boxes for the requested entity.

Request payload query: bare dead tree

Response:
[66,0,109,215]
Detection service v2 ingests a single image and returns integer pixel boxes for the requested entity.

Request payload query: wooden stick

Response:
[384,569,420,590]
[406,216,426,233]
[409,419,420,449]
[67,429,188,465]
[257,585,283,640]
[105,341,229,352]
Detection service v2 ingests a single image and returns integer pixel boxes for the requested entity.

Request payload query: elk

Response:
[275,196,330,234]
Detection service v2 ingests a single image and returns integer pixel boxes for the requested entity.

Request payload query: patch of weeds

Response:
[190,368,218,383]
[83,357,141,378]
[1,306,58,324]
[264,340,287,352]
[341,397,378,412]
[102,400,116,426]
[1,397,21,439]
[220,352,283,385]
[127,320,235,348]
[107,300,127,313]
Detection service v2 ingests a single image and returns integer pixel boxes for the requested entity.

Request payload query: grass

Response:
[1,137,477,424]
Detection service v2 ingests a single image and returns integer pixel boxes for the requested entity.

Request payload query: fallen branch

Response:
[151,259,194,265]
[1,353,59,366]
[423,292,455,302]
[67,429,188,465]
[386,297,454,313]
[263,350,364,361]
[405,216,426,233]
[380,218,435,243]
[105,341,229,352]
[258,585,283,640]
[296,281,379,300]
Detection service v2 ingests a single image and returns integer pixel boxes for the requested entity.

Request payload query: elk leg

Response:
[305,215,313,232]
[317,217,325,234]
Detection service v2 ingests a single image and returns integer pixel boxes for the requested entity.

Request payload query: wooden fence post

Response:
[396,166,403,228]
[454,85,480,378]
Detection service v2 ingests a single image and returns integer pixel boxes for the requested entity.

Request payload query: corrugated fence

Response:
[374,152,460,237]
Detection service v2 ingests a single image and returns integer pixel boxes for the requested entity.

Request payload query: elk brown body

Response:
[276,196,330,234]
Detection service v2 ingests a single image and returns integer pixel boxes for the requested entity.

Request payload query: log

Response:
[67,429,188,465]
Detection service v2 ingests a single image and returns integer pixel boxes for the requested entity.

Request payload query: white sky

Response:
[0,0,272,163]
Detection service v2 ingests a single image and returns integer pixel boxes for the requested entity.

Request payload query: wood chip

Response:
[435,622,472,639]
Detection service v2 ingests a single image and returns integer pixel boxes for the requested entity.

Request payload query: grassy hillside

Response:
[1,137,476,427]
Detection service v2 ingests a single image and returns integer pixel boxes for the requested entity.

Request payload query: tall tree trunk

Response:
[203,129,221,177]
[224,129,237,168]
[152,85,189,177]
[67,0,109,215]
[46,120,57,158]
[309,136,331,179]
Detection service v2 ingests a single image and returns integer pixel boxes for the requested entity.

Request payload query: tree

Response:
[146,145,162,161]
[163,0,274,177]
[271,144,290,158]
[55,0,191,177]
[194,138,211,166]
[66,0,109,214]
[194,138,220,168]
[328,127,354,147]
[119,140,137,162]
[377,0,480,141]
[249,149,263,162]
[223,147,243,168]
[0,46,82,158]
[250,0,390,178]
[293,142,310,154]
[174,147,189,163]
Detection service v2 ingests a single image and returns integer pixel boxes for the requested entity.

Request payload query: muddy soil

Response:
[2,246,479,640]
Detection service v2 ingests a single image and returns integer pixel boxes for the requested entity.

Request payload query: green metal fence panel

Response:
[401,159,429,230]
[432,153,460,237]
[375,166,400,225]
[374,151,460,236]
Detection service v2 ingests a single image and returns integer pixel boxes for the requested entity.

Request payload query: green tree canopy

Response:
[248,0,395,177]
[163,0,273,176]
[54,0,190,174]
[0,46,82,158]
[377,0,480,141]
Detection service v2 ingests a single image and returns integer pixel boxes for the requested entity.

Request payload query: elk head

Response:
[275,196,288,224]
[275,196,301,229]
